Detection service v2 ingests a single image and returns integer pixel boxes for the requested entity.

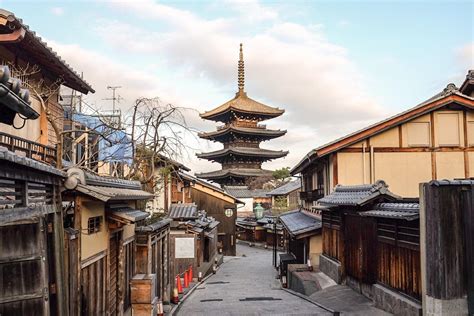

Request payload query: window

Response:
[87,216,102,234]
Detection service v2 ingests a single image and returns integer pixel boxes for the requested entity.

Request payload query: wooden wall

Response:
[322,211,344,262]
[191,188,237,256]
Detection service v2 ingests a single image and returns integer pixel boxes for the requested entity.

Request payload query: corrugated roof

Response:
[317,180,399,207]
[224,186,270,198]
[168,203,198,219]
[279,210,322,237]
[0,146,65,177]
[360,202,419,221]
[268,180,301,196]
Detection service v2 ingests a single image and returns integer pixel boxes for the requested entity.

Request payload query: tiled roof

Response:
[360,202,419,221]
[168,203,198,219]
[199,126,286,140]
[84,171,142,189]
[107,205,149,223]
[279,210,322,237]
[317,180,399,207]
[200,92,284,120]
[197,147,288,159]
[75,184,153,202]
[197,168,273,180]
[0,9,94,94]
[429,179,474,186]
[224,186,270,198]
[268,180,301,196]
[0,146,65,177]
[136,218,172,233]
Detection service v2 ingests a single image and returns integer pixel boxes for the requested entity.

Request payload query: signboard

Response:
[225,208,233,217]
[175,237,195,259]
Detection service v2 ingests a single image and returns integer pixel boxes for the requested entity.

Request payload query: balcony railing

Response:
[0,132,57,166]
[300,188,325,202]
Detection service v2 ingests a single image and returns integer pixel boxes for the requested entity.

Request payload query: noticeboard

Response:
[175,237,195,258]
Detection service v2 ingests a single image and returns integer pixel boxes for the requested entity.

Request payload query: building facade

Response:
[196,44,288,186]
[292,71,474,210]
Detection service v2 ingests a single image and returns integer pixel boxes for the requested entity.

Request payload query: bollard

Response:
[212,264,217,274]
[172,287,179,304]
[198,271,203,282]
[176,274,183,294]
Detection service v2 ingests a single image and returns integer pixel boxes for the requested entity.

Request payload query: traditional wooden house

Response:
[224,185,271,216]
[268,180,301,214]
[172,172,241,256]
[0,9,93,154]
[279,210,322,267]
[167,203,220,279]
[292,70,474,210]
[62,168,153,316]
[317,180,422,315]
[196,44,287,186]
[134,218,172,307]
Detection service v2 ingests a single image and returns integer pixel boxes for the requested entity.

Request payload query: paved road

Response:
[177,244,331,316]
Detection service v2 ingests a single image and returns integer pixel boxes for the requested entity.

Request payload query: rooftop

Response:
[196,168,273,180]
[197,147,288,160]
[168,203,198,220]
[268,180,301,196]
[279,210,322,238]
[360,202,419,221]
[224,186,270,198]
[0,146,65,177]
[317,180,399,207]
[198,125,286,141]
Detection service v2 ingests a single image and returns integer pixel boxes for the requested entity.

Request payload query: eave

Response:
[197,147,288,160]
[198,126,286,141]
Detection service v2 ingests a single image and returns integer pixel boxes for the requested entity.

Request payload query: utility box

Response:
[131,274,156,304]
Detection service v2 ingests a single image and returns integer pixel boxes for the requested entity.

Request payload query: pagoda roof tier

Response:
[197,147,288,161]
[198,125,287,142]
[200,92,284,123]
[196,168,273,181]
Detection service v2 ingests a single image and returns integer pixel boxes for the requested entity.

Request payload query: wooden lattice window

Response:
[87,216,102,234]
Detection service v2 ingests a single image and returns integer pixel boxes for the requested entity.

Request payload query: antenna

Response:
[104,85,123,112]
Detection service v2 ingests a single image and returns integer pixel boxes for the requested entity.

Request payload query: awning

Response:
[107,206,148,224]
[75,183,153,202]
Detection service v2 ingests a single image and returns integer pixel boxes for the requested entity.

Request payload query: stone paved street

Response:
[176,244,331,316]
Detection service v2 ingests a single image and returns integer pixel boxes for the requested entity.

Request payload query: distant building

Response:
[196,44,288,186]
[224,185,271,216]
[292,70,474,210]
[267,180,302,214]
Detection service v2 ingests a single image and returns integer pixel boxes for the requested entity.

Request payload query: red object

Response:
[189,265,193,281]
[184,270,189,288]
[176,274,183,294]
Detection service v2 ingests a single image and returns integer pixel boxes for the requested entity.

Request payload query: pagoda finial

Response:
[238,43,245,94]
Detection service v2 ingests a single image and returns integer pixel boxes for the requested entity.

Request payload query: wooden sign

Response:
[175,237,194,258]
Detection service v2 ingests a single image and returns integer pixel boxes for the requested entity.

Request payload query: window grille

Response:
[87,216,102,234]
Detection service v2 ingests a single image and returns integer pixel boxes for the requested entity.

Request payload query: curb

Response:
[281,287,340,316]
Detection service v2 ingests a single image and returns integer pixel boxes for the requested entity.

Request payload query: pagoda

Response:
[196,44,288,186]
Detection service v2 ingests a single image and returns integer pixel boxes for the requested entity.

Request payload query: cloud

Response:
[51,7,64,16]
[50,1,388,173]
[457,42,474,69]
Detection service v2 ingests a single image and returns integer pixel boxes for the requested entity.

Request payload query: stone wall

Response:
[373,284,422,316]
[319,254,341,284]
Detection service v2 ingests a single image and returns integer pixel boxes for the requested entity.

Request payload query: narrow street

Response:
[176,244,331,316]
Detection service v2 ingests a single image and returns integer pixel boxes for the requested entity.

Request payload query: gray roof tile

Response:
[224,186,270,198]
[317,180,399,207]
[279,210,322,237]
[168,203,198,219]
[360,202,419,221]
[268,180,301,196]
[0,146,65,177]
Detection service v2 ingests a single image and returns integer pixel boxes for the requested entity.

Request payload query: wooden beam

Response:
[431,152,437,180]
[332,154,338,186]
[398,125,403,147]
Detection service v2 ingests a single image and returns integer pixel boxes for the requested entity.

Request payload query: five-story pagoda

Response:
[196,44,288,186]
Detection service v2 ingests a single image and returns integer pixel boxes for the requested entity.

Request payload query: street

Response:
[176,244,331,316]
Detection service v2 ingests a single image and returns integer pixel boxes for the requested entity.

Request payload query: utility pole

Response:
[104,85,122,112]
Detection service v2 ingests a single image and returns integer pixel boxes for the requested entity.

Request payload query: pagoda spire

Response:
[238,43,245,95]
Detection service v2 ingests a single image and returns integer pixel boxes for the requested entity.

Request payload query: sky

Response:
[3,0,473,175]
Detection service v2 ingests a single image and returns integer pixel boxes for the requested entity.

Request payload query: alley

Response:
[176,244,331,316]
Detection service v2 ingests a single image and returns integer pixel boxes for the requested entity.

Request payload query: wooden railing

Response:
[299,188,325,202]
[0,132,57,166]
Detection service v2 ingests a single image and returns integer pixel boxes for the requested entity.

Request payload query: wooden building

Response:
[196,44,287,186]
[62,168,153,316]
[0,9,93,151]
[292,70,474,209]
[167,204,220,279]
[317,181,422,315]
[268,180,301,214]
[173,172,241,256]
[135,218,172,306]
[279,210,322,267]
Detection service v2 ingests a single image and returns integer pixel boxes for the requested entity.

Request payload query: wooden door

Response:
[0,212,50,315]
[344,214,377,283]
[108,233,120,315]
